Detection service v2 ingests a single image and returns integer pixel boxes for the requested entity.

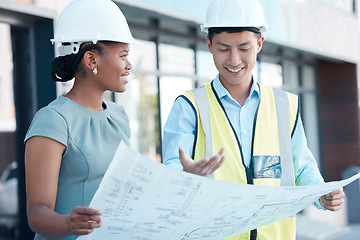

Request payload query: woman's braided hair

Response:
[50,42,103,82]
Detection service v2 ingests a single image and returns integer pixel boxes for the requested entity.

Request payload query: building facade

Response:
[0,0,359,239]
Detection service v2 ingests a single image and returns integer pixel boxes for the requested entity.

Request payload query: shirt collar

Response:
[212,73,260,102]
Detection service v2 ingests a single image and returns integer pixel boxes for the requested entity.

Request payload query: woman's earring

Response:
[92,67,98,75]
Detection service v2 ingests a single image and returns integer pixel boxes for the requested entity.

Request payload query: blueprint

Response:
[78,142,360,240]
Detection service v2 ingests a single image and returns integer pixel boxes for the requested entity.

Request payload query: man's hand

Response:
[179,146,225,176]
[320,187,345,211]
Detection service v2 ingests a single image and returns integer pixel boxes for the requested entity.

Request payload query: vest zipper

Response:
[249,87,261,240]
[211,81,258,240]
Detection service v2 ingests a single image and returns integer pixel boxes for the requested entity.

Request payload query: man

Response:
[162,0,345,239]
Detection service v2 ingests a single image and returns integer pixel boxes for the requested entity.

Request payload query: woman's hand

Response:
[68,206,102,236]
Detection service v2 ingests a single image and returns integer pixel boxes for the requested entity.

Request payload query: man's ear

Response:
[257,35,265,53]
[206,36,213,54]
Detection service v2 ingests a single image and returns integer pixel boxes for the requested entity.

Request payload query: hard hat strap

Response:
[58,42,84,56]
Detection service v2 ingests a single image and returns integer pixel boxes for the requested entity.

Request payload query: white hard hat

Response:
[51,0,140,56]
[201,0,268,34]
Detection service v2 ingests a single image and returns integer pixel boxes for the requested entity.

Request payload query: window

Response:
[159,44,195,132]
[159,43,195,75]
[115,40,160,162]
[258,62,283,89]
[159,76,193,133]
[0,23,15,131]
[196,50,218,85]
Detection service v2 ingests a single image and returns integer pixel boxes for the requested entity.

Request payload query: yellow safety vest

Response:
[182,81,299,240]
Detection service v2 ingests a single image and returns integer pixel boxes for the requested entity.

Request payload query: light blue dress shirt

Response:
[163,74,325,207]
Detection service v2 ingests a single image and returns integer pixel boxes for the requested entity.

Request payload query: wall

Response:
[261,0,359,63]
[318,61,360,181]
[0,132,15,176]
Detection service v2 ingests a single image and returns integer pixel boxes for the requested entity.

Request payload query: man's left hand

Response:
[320,187,345,211]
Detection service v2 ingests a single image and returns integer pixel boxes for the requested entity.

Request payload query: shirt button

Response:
[242,130,247,134]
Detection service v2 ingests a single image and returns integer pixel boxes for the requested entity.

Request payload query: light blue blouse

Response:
[24,95,130,240]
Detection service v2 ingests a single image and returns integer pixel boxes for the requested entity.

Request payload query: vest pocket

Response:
[253,156,281,179]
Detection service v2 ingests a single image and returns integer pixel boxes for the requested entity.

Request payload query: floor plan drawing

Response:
[78,142,360,240]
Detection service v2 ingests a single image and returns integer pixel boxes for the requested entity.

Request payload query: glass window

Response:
[115,74,160,162]
[159,44,195,75]
[159,76,193,134]
[0,22,17,190]
[158,44,195,141]
[301,65,320,165]
[0,23,16,131]
[196,50,218,85]
[282,60,299,94]
[259,62,283,88]
[129,40,157,72]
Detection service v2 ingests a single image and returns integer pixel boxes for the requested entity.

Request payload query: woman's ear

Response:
[83,50,97,71]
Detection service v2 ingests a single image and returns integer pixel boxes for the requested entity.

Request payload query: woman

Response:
[24,0,139,239]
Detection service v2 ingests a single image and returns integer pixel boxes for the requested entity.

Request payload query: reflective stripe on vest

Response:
[273,88,295,186]
[192,86,214,179]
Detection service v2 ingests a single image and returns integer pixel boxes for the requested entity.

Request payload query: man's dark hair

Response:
[207,27,262,43]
